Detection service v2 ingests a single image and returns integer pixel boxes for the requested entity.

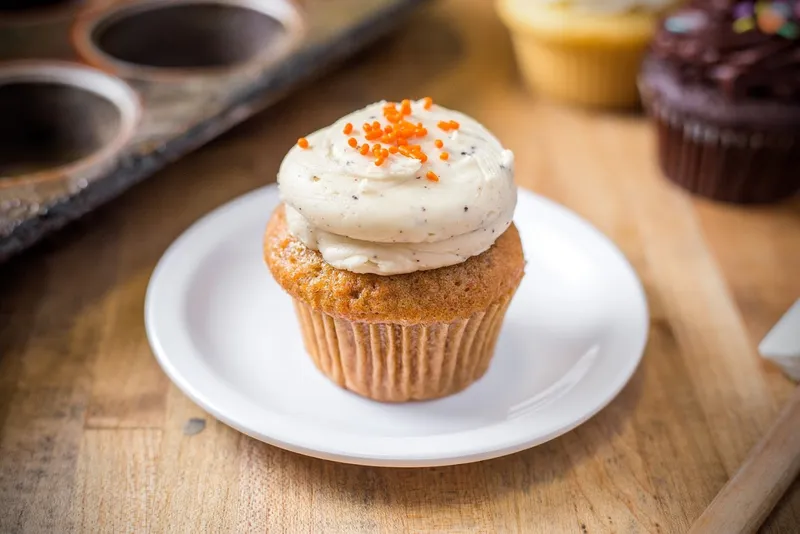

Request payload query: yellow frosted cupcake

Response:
[497,0,680,108]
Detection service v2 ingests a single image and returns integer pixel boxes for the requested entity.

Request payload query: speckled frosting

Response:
[278,99,516,275]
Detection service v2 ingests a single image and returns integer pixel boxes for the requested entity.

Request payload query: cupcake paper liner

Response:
[646,97,800,204]
[509,36,645,108]
[292,292,515,402]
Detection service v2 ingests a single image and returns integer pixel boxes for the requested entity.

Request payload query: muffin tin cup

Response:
[292,292,515,403]
[0,60,140,191]
[644,97,800,204]
[70,0,305,83]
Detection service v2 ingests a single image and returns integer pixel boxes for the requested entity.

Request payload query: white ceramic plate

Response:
[146,185,648,467]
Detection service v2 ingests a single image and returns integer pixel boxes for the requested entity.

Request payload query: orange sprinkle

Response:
[340,100,456,165]
[297,137,309,149]
[426,171,439,182]
[417,153,428,163]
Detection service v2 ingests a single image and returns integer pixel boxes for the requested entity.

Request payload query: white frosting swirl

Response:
[277,99,516,276]
[529,0,674,14]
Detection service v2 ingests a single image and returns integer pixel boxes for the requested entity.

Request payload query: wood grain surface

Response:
[1,0,799,532]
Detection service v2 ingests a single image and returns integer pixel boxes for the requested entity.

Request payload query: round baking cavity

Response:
[0,61,139,185]
[72,0,305,79]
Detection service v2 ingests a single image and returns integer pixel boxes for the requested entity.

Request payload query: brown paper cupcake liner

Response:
[644,95,800,204]
[292,293,515,402]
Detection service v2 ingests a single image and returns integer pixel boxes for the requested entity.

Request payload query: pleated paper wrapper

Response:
[645,93,800,204]
[292,293,514,402]
[508,35,645,108]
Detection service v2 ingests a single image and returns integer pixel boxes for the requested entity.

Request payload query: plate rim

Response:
[145,185,649,467]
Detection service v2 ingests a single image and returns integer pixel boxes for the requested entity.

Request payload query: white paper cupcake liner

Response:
[292,292,515,402]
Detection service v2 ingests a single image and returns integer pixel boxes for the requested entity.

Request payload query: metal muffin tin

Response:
[0,0,428,262]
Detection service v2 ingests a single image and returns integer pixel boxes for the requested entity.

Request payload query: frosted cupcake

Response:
[497,0,681,108]
[264,98,525,402]
[640,1,800,203]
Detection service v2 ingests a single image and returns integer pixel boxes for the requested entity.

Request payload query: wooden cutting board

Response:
[1,0,799,532]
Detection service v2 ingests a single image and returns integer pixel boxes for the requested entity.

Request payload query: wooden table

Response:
[2,1,799,532]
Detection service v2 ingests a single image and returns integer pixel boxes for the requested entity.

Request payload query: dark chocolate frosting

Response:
[651,0,800,102]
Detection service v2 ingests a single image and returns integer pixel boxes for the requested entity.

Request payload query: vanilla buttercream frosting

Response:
[277,99,516,276]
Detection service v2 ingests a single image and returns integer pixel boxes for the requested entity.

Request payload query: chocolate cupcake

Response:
[639,1,800,203]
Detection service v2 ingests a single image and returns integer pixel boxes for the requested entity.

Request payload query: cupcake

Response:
[496,0,680,108]
[264,98,524,402]
[640,1,800,203]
